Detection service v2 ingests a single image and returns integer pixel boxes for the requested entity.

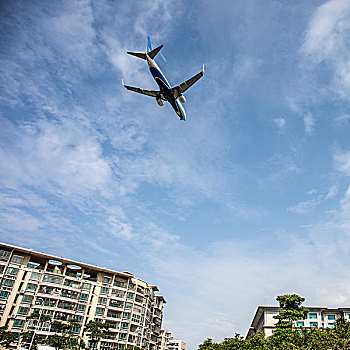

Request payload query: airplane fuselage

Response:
[146,54,186,121]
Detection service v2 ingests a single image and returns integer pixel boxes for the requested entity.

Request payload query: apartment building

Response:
[160,329,172,350]
[167,339,186,350]
[159,330,185,350]
[0,242,166,350]
[247,306,350,337]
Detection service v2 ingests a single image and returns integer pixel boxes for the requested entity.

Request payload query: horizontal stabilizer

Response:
[148,45,163,59]
[127,51,147,60]
[127,45,163,61]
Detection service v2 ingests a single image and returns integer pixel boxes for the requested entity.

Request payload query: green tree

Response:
[84,320,109,349]
[243,331,267,350]
[266,294,308,349]
[273,294,309,329]
[0,326,16,348]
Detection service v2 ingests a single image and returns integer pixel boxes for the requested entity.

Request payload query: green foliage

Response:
[45,333,67,350]
[0,326,16,347]
[84,320,110,348]
[198,294,350,350]
[273,294,309,330]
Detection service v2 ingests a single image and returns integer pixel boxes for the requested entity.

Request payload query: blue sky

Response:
[1,0,350,348]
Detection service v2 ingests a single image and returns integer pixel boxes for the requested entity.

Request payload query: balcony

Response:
[25,319,51,332]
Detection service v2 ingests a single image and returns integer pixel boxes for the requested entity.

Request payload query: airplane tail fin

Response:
[147,36,152,53]
[146,36,163,59]
[127,37,163,60]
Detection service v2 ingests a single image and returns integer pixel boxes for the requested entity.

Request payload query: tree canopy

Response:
[198,293,350,350]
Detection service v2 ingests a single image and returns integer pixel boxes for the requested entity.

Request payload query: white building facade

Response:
[247,306,350,338]
[0,242,166,350]
[167,339,186,350]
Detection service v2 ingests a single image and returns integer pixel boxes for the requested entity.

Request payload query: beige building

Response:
[167,339,186,350]
[160,329,172,350]
[247,306,350,337]
[0,242,166,350]
[159,330,185,350]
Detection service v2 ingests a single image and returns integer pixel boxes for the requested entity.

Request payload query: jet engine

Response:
[156,98,164,106]
[179,95,186,103]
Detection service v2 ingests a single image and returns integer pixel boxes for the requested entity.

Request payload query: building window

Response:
[125,302,133,309]
[22,295,34,304]
[328,323,335,328]
[74,315,84,323]
[117,344,125,350]
[7,267,18,276]
[13,319,25,329]
[18,306,30,315]
[310,322,318,327]
[77,304,86,312]
[0,291,9,300]
[26,283,37,292]
[127,292,134,300]
[64,279,81,289]
[309,313,317,319]
[119,333,127,340]
[109,300,123,308]
[2,278,14,287]
[103,276,111,284]
[121,322,129,329]
[96,307,105,316]
[43,274,63,285]
[123,312,131,320]
[79,294,89,301]
[98,297,107,305]
[113,280,126,288]
[112,289,125,298]
[328,315,336,320]
[0,250,11,262]
[30,272,41,281]
[106,310,121,319]
[82,283,91,291]
[11,255,24,265]
[101,287,109,295]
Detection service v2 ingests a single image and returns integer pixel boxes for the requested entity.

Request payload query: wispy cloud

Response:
[304,113,315,135]
[301,0,350,98]
[288,184,339,214]
[273,117,286,132]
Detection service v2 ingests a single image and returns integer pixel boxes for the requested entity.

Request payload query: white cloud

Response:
[304,113,315,135]
[273,117,286,132]
[301,0,350,97]
[288,184,339,214]
[288,198,319,215]
[301,0,350,62]
[41,1,97,69]
[335,114,350,123]
[233,55,262,81]
[335,150,350,175]
[0,118,113,197]
[325,184,338,199]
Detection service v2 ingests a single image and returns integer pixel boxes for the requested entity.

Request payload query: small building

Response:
[167,339,186,350]
[247,306,350,338]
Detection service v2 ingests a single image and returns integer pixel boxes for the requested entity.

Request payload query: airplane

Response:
[122,37,204,121]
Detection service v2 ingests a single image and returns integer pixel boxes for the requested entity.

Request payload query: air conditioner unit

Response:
[20,289,26,294]
[10,314,16,318]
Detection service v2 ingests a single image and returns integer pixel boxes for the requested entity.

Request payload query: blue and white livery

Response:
[122,37,204,121]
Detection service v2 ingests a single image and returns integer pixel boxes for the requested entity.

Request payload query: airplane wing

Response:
[122,80,159,98]
[171,65,204,99]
